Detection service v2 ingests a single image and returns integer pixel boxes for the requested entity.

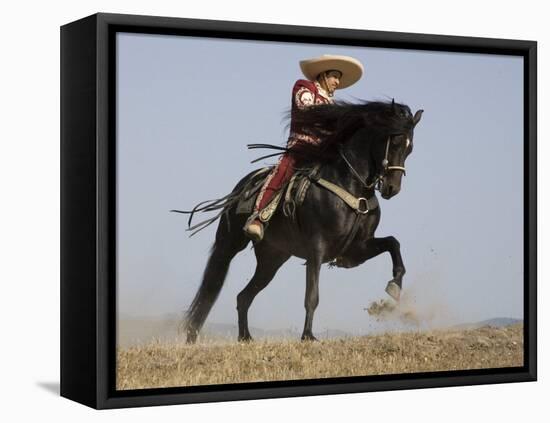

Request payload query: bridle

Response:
[338,135,409,193]
[382,135,407,175]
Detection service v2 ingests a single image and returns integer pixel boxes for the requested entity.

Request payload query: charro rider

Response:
[244,54,364,242]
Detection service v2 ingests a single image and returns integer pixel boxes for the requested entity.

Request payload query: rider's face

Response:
[322,70,342,93]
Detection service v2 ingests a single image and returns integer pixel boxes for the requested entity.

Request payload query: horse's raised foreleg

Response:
[370,236,405,301]
[301,256,321,341]
[338,236,405,301]
[236,245,290,342]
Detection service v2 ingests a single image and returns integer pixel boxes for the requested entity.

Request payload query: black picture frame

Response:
[60,12,537,409]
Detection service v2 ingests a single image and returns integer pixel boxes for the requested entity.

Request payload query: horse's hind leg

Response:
[236,245,290,342]
[301,256,321,341]
[185,212,249,344]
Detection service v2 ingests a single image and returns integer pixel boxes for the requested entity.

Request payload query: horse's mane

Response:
[286,100,414,161]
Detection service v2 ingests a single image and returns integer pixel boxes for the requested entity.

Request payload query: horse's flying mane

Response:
[288,100,414,140]
[285,100,414,161]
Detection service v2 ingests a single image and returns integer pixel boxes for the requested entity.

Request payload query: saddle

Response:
[236,163,379,226]
[235,165,321,222]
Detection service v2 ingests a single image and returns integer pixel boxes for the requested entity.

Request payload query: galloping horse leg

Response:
[236,245,290,342]
[339,236,405,301]
[364,236,405,301]
[301,256,321,341]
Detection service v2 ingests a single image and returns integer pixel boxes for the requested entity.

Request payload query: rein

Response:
[337,144,377,190]
[337,135,407,193]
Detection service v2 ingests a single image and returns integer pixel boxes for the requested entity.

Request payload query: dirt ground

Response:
[117,324,523,390]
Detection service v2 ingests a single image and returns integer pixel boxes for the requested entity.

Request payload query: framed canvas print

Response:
[60,13,537,409]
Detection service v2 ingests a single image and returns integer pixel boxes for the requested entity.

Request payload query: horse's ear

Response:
[413,109,424,126]
[391,98,396,113]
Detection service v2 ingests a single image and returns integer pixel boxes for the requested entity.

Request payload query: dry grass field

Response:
[116,323,523,390]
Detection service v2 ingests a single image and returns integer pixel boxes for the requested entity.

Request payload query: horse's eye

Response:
[391,136,403,145]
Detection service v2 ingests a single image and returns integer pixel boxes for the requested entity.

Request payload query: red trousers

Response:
[254,153,297,212]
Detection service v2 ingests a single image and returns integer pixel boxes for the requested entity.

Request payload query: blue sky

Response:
[116,32,524,335]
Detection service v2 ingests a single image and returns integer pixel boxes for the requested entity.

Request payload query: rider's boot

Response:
[243,214,264,242]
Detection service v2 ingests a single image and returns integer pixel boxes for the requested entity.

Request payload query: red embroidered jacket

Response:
[288,79,333,146]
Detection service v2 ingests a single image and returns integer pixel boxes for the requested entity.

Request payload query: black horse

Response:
[178,101,423,343]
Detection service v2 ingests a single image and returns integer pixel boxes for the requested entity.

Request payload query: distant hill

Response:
[117,314,523,348]
[117,313,184,348]
[452,317,523,330]
[202,323,300,340]
[203,324,351,340]
[117,315,353,347]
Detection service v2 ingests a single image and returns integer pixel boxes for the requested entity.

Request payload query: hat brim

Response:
[300,55,364,89]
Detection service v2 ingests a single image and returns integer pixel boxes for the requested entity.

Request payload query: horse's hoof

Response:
[238,335,254,343]
[301,334,318,342]
[385,281,401,302]
[186,329,198,344]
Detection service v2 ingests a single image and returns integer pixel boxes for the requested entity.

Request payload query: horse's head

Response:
[286,100,423,199]
[372,103,423,199]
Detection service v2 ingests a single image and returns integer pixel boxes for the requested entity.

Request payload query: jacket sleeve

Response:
[292,80,316,109]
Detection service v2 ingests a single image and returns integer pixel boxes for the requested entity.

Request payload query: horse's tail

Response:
[171,167,271,237]
[178,168,268,342]
[183,210,249,343]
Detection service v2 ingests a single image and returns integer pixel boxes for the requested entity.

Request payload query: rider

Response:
[244,54,364,242]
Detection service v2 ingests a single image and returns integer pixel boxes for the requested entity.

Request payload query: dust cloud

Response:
[363,272,459,333]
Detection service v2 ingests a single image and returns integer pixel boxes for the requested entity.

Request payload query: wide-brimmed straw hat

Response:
[299,54,364,89]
